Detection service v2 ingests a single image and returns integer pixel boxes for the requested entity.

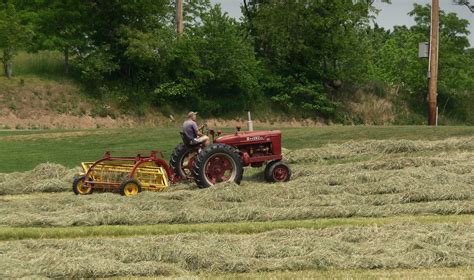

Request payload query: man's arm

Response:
[197,123,207,136]
[193,122,202,137]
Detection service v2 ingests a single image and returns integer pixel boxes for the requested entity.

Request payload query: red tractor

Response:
[170,126,291,188]
[73,126,291,196]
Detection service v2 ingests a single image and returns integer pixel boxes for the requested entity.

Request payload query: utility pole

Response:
[428,0,440,126]
[176,0,184,35]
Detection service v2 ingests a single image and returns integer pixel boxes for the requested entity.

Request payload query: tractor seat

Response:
[180,132,201,147]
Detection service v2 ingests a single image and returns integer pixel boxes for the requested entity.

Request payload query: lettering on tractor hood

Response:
[246,136,265,141]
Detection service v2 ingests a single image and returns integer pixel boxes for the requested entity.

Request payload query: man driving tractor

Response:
[183,111,210,146]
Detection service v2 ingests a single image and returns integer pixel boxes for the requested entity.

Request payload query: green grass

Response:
[12,51,65,79]
[1,215,470,241]
[0,126,473,172]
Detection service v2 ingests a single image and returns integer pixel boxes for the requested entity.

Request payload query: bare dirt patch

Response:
[0,77,327,129]
[0,130,113,141]
[0,112,142,129]
[0,77,172,129]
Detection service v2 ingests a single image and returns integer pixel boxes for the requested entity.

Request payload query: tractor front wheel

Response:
[72,176,93,195]
[119,179,142,196]
[264,161,291,183]
[192,144,243,188]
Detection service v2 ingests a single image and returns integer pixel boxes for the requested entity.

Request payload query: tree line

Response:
[0,0,473,123]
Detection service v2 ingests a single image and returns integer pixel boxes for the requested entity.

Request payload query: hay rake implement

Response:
[73,151,177,196]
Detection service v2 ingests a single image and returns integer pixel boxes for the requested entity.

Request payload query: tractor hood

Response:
[214,130,281,145]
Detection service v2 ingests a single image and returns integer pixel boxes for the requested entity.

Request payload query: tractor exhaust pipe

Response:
[247,111,254,131]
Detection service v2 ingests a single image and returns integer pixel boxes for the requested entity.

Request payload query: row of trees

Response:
[0,0,473,122]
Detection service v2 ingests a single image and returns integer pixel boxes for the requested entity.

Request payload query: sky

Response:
[210,0,474,45]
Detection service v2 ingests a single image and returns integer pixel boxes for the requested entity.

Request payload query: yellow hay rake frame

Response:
[74,151,174,196]
[81,162,169,191]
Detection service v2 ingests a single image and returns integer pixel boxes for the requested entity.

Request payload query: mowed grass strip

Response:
[0,215,471,241]
[0,126,473,172]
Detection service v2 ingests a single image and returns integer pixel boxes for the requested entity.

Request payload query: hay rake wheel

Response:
[119,179,142,196]
[72,176,93,195]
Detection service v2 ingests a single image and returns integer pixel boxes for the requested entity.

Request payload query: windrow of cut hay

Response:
[0,163,80,195]
[1,222,472,278]
[1,149,472,227]
[284,137,474,163]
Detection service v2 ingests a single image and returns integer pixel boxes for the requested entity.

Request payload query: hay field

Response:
[0,132,473,278]
[1,137,472,227]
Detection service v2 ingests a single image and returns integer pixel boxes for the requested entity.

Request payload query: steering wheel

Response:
[200,122,210,136]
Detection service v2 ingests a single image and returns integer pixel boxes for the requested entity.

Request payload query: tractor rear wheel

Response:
[192,144,243,188]
[264,161,291,183]
[72,176,93,195]
[119,179,142,196]
[170,143,197,180]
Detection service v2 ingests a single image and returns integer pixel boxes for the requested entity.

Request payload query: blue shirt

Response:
[183,119,198,140]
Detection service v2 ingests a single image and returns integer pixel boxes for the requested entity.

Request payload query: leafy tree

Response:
[370,24,428,114]
[55,0,262,115]
[191,4,262,114]
[25,0,170,85]
[84,0,170,79]
[371,4,473,121]
[156,3,262,115]
[0,1,33,78]
[31,0,89,74]
[245,0,375,117]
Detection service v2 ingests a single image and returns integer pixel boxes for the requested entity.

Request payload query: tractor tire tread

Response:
[192,143,243,188]
[264,161,292,183]
[169,143,195,180]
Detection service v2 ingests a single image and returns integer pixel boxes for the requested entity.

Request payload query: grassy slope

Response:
[1,126,473,172]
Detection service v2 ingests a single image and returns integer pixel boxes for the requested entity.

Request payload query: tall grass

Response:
[12,51,64,78]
